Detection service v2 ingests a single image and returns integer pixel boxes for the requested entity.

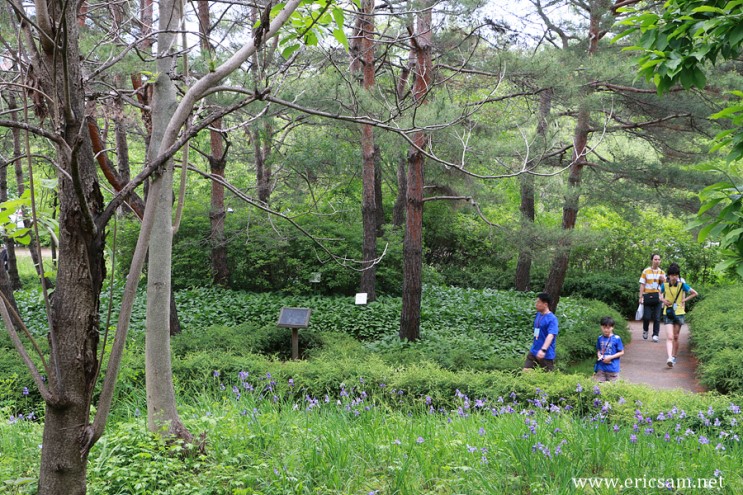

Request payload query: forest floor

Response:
[620,319,705,393]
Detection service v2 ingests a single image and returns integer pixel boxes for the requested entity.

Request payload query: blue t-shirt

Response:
[595,334,624,373]
[530,312,559,360]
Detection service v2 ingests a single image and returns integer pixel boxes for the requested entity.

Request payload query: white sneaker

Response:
[672,357,677,365]
[667,357,674,368]
[652,335,659,342]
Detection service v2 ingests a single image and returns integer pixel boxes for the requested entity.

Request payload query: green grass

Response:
[2,284,741,493]
[2,382,740,494]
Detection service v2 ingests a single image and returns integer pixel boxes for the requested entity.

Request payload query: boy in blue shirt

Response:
[594,316,624,382]
[523,292,559,372]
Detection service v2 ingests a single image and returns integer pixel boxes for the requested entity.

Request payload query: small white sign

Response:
[355,293,368,305]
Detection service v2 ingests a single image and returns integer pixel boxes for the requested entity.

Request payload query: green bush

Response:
[115,204,405,295]
[562,271,639,319]
[686,284,743,394]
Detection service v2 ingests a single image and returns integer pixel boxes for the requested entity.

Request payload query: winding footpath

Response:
[619,320,705,393]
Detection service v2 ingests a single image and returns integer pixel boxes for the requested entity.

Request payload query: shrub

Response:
[115,204,406,295]
[562,271,639,318]
[686,284,743,394]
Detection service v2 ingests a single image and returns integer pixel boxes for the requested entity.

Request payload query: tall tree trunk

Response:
[399,4,432,341]
[3,92,23,289]
[249,6,277,207]
[356,0,378,301]
[544,5,601,311]
[197,2,230,286]
[252,123,273,204]
[392,157,407,227]
[374,148,385,232]
[514,88,553,291]
[24,3,107,492]
[0,157,20,310]
[208,124,229,286]
[144,0,191,440]
[7,90,47,288]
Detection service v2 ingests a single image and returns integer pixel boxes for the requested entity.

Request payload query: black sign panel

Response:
[277,307,312,328]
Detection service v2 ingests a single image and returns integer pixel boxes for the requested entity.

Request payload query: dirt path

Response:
[619,320,705,393]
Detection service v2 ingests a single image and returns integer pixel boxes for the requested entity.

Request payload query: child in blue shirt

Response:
[594,316,624,382]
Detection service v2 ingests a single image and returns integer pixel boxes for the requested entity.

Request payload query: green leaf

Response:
[697,222,715,243]
[691,6,725,14]
[679,69,695,89]
[710,105,743,120]
[331,6,345,29]
[697,197,724,215]
[692,66,707,89]
[332,28,348,49]
[281,43,301,59]
[304,30,318,46]
[729,24,743,47]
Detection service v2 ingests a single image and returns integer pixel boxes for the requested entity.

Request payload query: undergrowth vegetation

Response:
[687,284,743,395]
[3,285,742,493]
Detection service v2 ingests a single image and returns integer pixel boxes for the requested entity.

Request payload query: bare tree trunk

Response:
[392,157,407,227]
[374,148,385,232]
[3,92,23,289]
[249,7,276,206]
[144,0,191,440]
[19,3,107,492]
[252,123,273,204]
[208,124,229,286]
[544,5,601,311]
[356,0,378,300]
[514,88,552,291]
[399,4,432,341]
[197,1,230,286]
[0,157,20,309]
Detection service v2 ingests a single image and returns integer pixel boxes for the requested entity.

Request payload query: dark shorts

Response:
[664,314,686,325]
[524,352,555,371]
[593,370,620,382]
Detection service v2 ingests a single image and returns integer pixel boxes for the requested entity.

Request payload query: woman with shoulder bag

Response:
[638,253,665,342]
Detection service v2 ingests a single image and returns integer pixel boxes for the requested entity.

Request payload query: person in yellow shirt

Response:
[660,263,698,368]
[639,253,666,342]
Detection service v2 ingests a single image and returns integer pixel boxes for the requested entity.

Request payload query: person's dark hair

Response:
[537,292,551,305]
[667,263,680,276]
[600,316,615,327]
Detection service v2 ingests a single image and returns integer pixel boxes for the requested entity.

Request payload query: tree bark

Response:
[0,157,20,309]
[143,0,191,440]
[25,3,107,492]
[399,4,433,341]
[197,1,230,286]
[3,92,23,289]
[392,156,407,227]
[356,0,378,301]
[208,123,230,286]
[514,88,553,291]
[544,3,602,311]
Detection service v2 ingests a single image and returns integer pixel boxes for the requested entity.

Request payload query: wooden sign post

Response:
[277,307,312,360]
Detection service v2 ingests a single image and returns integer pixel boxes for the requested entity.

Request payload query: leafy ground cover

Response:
[2,373,741,494]
[3,285,741,494]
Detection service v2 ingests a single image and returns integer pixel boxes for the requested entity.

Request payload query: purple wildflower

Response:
[630,434,637,443]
